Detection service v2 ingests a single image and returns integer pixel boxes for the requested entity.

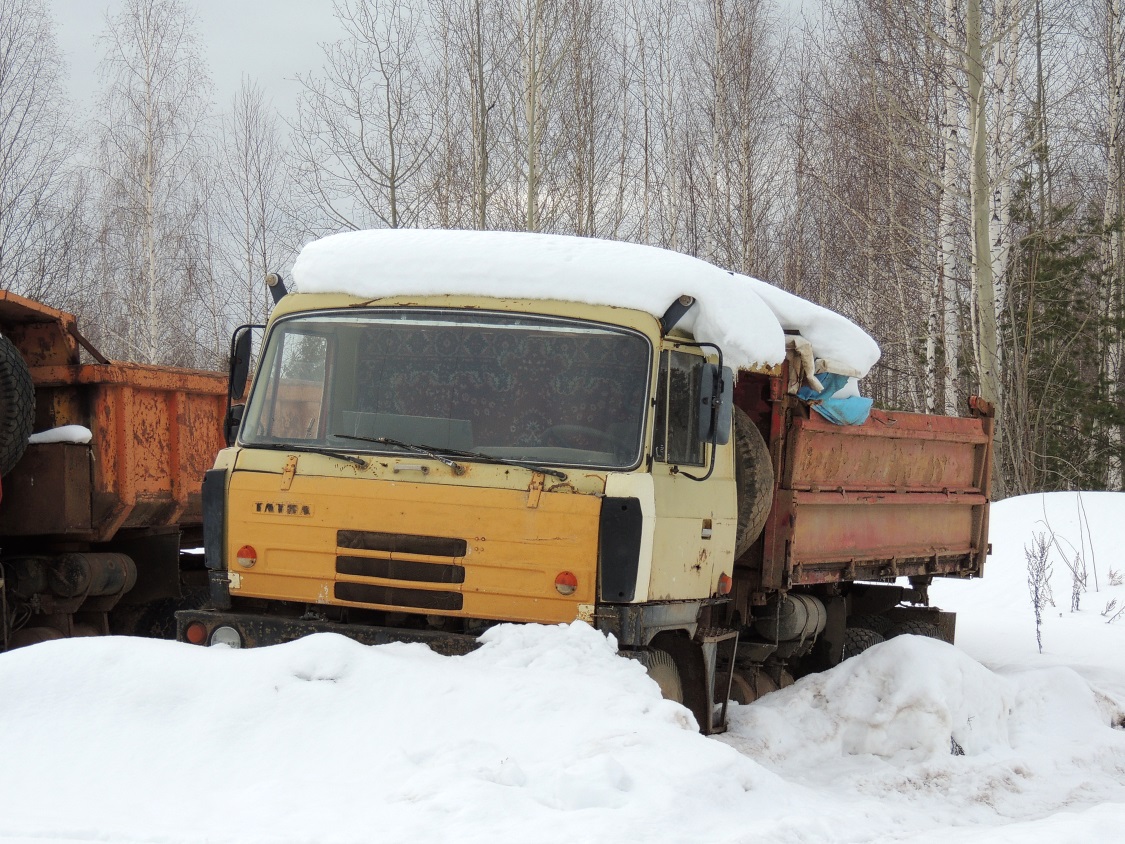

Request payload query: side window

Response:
[267,333,329,439]
[653,350,705,466]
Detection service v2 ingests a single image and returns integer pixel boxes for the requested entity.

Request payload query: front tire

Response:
[634,647,684,703]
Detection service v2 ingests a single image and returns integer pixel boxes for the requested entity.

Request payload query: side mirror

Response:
[698,364,734,445]
[225,404,245,447]
[230,327,254,402]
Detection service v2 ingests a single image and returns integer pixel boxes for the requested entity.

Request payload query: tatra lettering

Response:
[253,501,313,517]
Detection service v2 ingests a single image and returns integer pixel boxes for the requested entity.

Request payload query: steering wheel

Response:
[543,424,622,451]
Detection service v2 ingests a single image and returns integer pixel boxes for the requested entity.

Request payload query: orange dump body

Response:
[0,291,227,543]
[747,377,993,591]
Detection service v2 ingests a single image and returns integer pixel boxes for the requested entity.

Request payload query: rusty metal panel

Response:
[782,407,990,494]
[23,362,227,542]
[754,396,993,591]
[780,490,987,585]
[787,490,984,563]
[0,444,92,535]
[0,291,81,366]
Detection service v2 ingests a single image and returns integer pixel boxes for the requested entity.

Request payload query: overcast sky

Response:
[47,0,808,123]
[48,0,344,119]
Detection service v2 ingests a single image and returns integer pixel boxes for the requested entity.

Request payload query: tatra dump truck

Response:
[177,231,993,734]
[0,291,228,649]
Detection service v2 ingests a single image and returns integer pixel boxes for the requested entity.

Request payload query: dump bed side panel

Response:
[0,363,227,542]
[758,399,993,590]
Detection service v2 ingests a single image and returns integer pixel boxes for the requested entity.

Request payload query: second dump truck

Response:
[178,231,993,734]
[0,291,228,649]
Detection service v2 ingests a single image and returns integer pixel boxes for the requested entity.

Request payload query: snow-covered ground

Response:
[1,492,1123,843]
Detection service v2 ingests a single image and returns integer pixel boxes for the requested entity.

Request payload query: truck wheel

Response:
[848,613,892,636]
[886,620,944,642]
[0,334,35,477]
[733,407,775,559]
[634,647,684,703]
[729,666,780,705]
[842,627,885,659]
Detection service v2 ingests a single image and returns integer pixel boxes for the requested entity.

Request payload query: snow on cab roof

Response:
[291,229,879,376]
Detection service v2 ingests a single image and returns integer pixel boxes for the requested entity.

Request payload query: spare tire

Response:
[0,334,35,477]
[733,406,775,559]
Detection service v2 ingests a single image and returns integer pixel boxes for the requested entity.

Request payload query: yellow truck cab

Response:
[179,230,992,734]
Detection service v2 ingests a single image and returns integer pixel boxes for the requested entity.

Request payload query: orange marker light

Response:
[236,544,257,568]
[185,622,207,645]
[718,572,733,595]
[554,571,578,596]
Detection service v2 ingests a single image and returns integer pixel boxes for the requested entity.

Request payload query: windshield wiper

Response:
[452,449,569,481]
[253,441,368,467]
[334,434,568,480]
[334,434,465,473]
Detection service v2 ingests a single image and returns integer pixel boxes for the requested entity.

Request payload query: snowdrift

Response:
[1,491,1124,842]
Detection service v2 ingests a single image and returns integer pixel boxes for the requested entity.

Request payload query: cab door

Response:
[645,347,738,601]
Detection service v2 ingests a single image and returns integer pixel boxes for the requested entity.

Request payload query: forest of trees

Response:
[0,0,1122,497]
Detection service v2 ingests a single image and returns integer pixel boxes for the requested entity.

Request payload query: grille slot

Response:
[337,530,466,558]
[335,582,463,611]
[336,556,465,584]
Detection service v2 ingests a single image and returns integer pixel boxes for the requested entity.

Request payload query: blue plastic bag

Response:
[796,373,873,426]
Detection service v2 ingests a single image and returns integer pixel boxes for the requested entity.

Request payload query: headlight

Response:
[210,625,242,648]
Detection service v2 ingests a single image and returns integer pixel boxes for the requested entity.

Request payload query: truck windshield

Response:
[240,308,652,470]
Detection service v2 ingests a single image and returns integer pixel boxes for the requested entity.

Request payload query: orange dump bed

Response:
[0,292,227,542]
[757,394,993,590]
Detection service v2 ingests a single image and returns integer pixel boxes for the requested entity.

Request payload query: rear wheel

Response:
[729,667,781,705]
[848,613,892,636]
[0,334,34,477]
[886,620,944,642]
[733,407,775,559]
[842,627,885,659]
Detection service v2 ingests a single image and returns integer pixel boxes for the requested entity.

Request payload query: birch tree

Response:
[505,0,570,232]
[686,0,784,275]
[968,0,1002,424]
[0,0,83,304]
[93,0,213,365]
[937,0,967,415]
[561,0,618,236]
[1093,0,1125,486]
[422,1,471,228]
[464,0,496,229]
[796,0,948,413]
[292,0,432,231]
[635,0,693,251]
[425,0,509,230]
[217,78,291,326]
